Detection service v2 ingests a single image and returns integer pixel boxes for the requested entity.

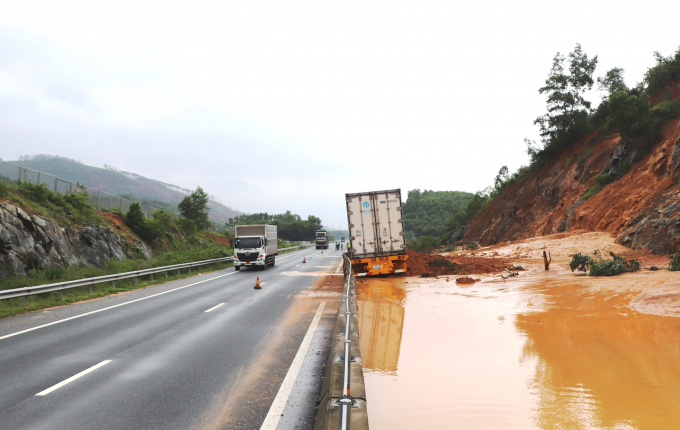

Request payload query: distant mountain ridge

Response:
[10,155,243,222]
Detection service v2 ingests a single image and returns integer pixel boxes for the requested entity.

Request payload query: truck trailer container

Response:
[233,225,278,271]
[345,189,408,276]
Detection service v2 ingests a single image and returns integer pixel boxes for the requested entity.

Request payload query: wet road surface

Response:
[0,248,343,430]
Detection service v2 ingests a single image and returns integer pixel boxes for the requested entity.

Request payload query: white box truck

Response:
[345,189,408,276]
[233,225,278,271]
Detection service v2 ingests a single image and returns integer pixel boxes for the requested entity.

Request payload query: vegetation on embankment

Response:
[9,154,243,222]
[0,255,234,319]
[0,179,234,286]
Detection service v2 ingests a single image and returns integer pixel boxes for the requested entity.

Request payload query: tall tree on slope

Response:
[533,44,598,160]
[178,187,210,230]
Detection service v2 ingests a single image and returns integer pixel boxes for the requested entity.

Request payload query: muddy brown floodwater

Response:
[356,233,680,430]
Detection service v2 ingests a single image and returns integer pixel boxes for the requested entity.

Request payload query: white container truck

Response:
[345,189,408,276]
[233,225,278,271]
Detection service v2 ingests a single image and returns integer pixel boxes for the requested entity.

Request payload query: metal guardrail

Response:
[0,245,312,308]
[338,255,353,429]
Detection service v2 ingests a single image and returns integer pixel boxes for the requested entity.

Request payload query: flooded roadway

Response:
[356,265,680,429]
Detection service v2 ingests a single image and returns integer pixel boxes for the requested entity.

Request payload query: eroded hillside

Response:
[465,117,680,254]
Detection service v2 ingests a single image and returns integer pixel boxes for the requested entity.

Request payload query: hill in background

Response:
[403,189,474,240]
[8,155,243,222]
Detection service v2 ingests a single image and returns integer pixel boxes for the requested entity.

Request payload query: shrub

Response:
[125,202,147,233]
[607,91,651,137]
[581,173,616,200]
[178,218,197,235]
[429,258,456,271]
[650,265,660,271]
[570,253,593,272]
[669,254,680,271]
[628,259,641,272]
[438,245,458,253]
[409,235,441,253]
[590,259,628,276]
[124,202,162,242]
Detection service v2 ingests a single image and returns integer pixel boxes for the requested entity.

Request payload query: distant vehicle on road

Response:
[233,225,278,271]
[340,237,345,243]
[315,229,329,249]
[345,189,408,276]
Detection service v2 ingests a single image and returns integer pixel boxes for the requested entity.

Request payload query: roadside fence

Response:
[0,245,313,309]
[0,159,226,231]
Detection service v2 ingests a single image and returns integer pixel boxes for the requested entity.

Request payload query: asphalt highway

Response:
[0,246,342,430]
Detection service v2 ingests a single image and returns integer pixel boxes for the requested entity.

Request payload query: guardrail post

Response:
[150,273,154,281]
[177,269,180,276]
[111,281,115,289]
[189,267,191,273]
[23,296,27,309]
[88,285,93,295]
[134,277,138,286]
[165,271,168,278]
[58,290,63,301]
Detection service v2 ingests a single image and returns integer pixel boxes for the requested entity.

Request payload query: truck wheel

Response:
[261,265,266,271]
[272,256,276,267]
[235,266,240,271]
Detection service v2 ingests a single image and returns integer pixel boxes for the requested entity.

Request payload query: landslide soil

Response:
[406,248,510,277]
[465,116,680,247]
[477,231,680,317]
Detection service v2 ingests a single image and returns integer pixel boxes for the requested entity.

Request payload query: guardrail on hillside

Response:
[0,245,312,309]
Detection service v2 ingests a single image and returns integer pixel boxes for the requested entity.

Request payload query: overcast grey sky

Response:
[0,0,678,228]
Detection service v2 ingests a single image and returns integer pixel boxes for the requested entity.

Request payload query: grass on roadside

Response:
[0,260,235,319]
[0,246,310,319]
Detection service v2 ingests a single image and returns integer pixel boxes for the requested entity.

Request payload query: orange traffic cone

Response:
[303,257,307,263]
[254,277,261,289]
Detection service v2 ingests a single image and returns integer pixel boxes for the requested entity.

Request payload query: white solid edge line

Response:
[0,247,314,342]
[204,303,225,313]
[36,360,112,396]
[260,301,326,430]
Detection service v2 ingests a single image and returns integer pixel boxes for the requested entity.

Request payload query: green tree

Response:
[607,91,651,137]
[178,187,210,230]
[227,210,325,241]
[533,44,598,160]
[125,202,147,233]
[597,67,627,95]
[403,189,474,239]
[645,47,680,96]
[494,166,509,189]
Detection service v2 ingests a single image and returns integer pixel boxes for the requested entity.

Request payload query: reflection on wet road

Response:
[356,275,680,429]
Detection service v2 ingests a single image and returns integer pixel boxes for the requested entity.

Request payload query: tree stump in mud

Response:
[543,250,551,270]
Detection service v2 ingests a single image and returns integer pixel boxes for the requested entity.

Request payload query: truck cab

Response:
[315,229,329,249]
[233,225,278,271]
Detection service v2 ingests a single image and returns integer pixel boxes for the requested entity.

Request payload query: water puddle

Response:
[356,274,680,429]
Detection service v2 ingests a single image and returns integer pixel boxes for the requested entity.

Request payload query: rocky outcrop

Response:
[617,190,680,254]
[0,200,147,279]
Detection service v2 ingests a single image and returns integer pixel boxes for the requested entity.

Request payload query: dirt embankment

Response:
[465,113,680,254]
[406,249,510,277]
